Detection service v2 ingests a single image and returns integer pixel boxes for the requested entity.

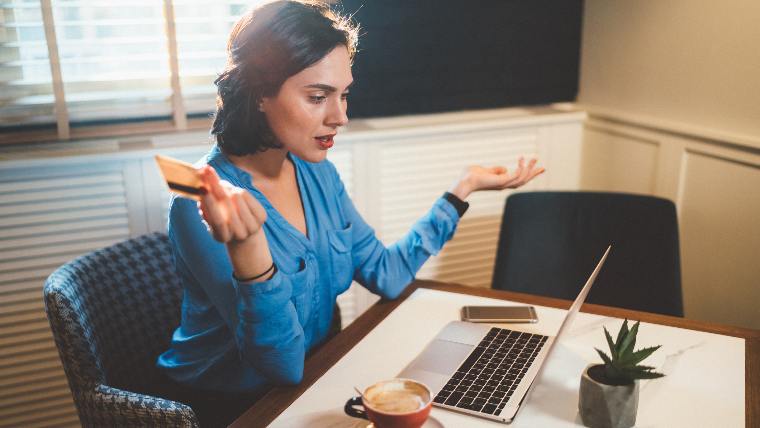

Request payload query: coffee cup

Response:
[344,378,432,428]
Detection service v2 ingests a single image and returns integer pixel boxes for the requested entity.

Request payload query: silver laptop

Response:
[398,246,611,423]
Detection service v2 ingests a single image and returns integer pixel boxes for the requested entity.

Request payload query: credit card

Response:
[154,154,204,201]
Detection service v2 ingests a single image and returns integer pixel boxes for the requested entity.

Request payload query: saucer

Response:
[270,408,444,428]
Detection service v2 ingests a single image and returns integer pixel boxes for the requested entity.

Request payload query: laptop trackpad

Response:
[400,339,473,376]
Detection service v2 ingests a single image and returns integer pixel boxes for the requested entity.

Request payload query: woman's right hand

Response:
[197,165,267,244]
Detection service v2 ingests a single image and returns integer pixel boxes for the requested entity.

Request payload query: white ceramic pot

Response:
[578,364,639,428]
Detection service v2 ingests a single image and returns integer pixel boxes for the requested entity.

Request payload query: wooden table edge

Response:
[230,280,759,428]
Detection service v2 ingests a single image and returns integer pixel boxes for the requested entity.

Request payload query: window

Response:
[1,0,55,129]
[0,0,255,143]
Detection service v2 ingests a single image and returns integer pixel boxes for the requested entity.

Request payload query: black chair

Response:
[492,192,683,317]
[44,232,200,427]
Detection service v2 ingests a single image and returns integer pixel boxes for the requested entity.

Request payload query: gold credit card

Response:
[154,154,204,201]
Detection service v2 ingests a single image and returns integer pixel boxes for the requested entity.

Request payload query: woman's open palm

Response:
[467,157,544,192]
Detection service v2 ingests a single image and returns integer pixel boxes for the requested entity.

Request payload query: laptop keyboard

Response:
[432,327,548,416]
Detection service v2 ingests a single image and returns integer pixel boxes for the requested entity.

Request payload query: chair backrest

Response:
[44,232,183,395]
[492,192,683,317]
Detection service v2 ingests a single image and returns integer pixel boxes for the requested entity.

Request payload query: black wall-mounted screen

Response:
[337,0,583,118]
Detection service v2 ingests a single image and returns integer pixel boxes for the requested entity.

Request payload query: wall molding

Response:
[577,103,760,152]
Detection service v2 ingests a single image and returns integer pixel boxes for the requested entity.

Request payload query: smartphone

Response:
[461,305,538,323]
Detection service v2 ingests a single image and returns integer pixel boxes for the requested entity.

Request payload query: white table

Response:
[232,282,756,428]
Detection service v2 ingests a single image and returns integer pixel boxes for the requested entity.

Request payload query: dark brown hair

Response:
[211,1,358,156]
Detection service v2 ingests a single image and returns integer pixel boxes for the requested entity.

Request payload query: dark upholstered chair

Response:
[44,232,199,427]
[492,192,683,317]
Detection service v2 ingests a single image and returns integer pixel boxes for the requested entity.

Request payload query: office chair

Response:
[44,232,199,427]
[492,192,683,317]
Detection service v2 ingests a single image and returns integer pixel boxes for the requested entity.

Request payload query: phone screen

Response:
[462,305,538,323]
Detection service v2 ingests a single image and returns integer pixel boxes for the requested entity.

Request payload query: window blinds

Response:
[1,0,56,129]
[0,0,254,140]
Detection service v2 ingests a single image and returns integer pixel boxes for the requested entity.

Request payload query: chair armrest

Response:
[83,384,199,427]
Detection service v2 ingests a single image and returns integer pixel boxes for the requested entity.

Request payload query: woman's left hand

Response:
[449,157,545,200]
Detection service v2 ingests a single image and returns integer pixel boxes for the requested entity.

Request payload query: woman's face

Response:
[261,45,352,163]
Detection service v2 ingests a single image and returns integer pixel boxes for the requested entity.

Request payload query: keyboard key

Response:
[458,348,485,371]
[459,397,473,406]
[482,404,498,414]
[451,370,466,380]
[433,394,447,404]
[488,396,502,404]
[444,392,463,406]
[455,385,468,393]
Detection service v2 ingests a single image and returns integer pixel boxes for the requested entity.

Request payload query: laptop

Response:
[398,246,611,423]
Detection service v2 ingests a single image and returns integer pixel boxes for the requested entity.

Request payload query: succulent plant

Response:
[594,319,665,385]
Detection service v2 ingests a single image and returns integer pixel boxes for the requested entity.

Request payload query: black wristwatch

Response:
[443,191,470,217]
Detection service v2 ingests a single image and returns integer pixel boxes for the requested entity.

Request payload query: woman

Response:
[157,1,543,425]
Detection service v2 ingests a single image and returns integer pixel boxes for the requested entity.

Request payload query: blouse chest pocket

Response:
[327,223,353,295]
[283,258,314,326]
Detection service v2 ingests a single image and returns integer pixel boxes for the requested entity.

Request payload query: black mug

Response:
[344,396,368,420]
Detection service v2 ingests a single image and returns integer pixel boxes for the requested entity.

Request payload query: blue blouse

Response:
[157,145,462,392]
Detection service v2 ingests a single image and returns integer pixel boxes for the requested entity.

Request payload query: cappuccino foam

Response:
[367,390,425,413]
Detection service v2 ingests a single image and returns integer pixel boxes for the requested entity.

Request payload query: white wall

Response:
[578,0,760,140]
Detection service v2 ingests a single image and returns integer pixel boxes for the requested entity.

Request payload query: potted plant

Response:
[579,319,665,428]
